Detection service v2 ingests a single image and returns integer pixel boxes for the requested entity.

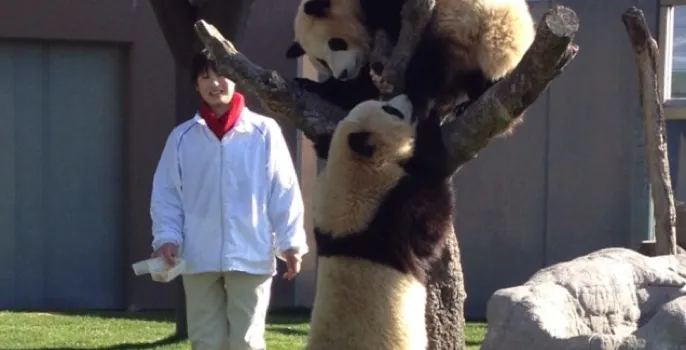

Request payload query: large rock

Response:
[481,247,686,350]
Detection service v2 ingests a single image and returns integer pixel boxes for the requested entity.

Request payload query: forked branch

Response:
[193,5,580,175]
[372,0,436,97]
[193,22,346,140]
[441,5,579,171]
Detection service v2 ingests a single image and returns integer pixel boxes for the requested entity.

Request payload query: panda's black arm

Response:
[313,133,333,160]
[404,110,451,179]
[292,77,344,105]
[294,70,380,111]
[295,71,381,161]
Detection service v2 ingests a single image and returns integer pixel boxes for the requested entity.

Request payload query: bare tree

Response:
[622,6,678,256]
[150,0,579,348]
[192,6,578,350]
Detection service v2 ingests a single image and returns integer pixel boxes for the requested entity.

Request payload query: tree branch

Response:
[193,5,579,175]
[441,5,579,172]
[374,0,436,97]
[194,0,255,48]
[194,22,346,140]
[622,6,678,255]
[369,30,394,91]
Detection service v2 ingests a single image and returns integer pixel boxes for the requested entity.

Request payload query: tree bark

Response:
[373,0,436,97]
[425,225,466,350]
[622,6,678,256]
[149,0,199,69]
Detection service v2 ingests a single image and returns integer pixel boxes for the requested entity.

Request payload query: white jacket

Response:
[150,108,309,276]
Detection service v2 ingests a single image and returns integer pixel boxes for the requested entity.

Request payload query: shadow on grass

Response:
[268,326,309,337]
[2,309,177,323]
[266,307,311,325]
[33,334,184,350]
[4,307,312,325]
[266,307,311,337]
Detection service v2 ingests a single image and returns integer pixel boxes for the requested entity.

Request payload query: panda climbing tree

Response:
[149,0,579,349]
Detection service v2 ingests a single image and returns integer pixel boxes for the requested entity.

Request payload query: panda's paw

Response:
[370,65,396,97]
[369,67,387,93]
[380,57,408,94]
[453,100,473,117]
[369,57,406,97]
[369,61,384,78]
[371,61,384,75]
[293,77,316,90]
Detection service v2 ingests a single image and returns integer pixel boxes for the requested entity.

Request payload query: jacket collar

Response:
[193,93,250,134]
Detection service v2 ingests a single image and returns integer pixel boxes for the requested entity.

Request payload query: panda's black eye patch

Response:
[328,38,348,51]
[348,131,374,157]
[382,105,405,120]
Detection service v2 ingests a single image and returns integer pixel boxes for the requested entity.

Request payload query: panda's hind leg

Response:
[437,68,501,122]
[476,1,536,85]
[453,68,498,102]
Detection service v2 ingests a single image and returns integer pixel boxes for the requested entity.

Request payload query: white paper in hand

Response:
[131,256,186,283]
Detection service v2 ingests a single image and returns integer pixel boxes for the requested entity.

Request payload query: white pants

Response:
[182,271,273,350]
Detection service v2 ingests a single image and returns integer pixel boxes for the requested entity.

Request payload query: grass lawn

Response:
[0,309,486,349]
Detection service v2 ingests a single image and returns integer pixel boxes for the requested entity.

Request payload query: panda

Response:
[285,0,536,120]
[306,93,454,350]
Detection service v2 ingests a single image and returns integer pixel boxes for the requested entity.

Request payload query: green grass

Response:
[0,309,486,349]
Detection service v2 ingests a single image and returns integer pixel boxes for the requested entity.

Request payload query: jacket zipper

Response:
[219,135,225,271]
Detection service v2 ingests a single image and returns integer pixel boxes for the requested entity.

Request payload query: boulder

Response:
[481,247,686,350]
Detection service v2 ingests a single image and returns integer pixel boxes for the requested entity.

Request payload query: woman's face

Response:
[195,68,235,107]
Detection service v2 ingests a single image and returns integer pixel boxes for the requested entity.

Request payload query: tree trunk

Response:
[425,224,466,350]
[622,7,678,256]
[192,6,578,349]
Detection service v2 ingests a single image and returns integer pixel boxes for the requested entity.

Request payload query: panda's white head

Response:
[330,94,416,166]
[285,0,369,81]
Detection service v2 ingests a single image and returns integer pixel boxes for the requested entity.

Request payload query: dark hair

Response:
[190,50,218,83]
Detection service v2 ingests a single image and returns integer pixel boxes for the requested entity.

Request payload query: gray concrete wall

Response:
[0,0,665,319]
[0,0,177,309]
[455,0,658,319]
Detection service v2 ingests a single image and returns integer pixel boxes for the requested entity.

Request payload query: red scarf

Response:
[199,92,245,140]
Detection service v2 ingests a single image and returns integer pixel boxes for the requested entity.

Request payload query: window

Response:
[660,0,686,118]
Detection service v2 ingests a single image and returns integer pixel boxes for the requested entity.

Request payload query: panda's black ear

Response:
[303,0,331,17]
[286,42,305,59]
[382,105,405,120]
